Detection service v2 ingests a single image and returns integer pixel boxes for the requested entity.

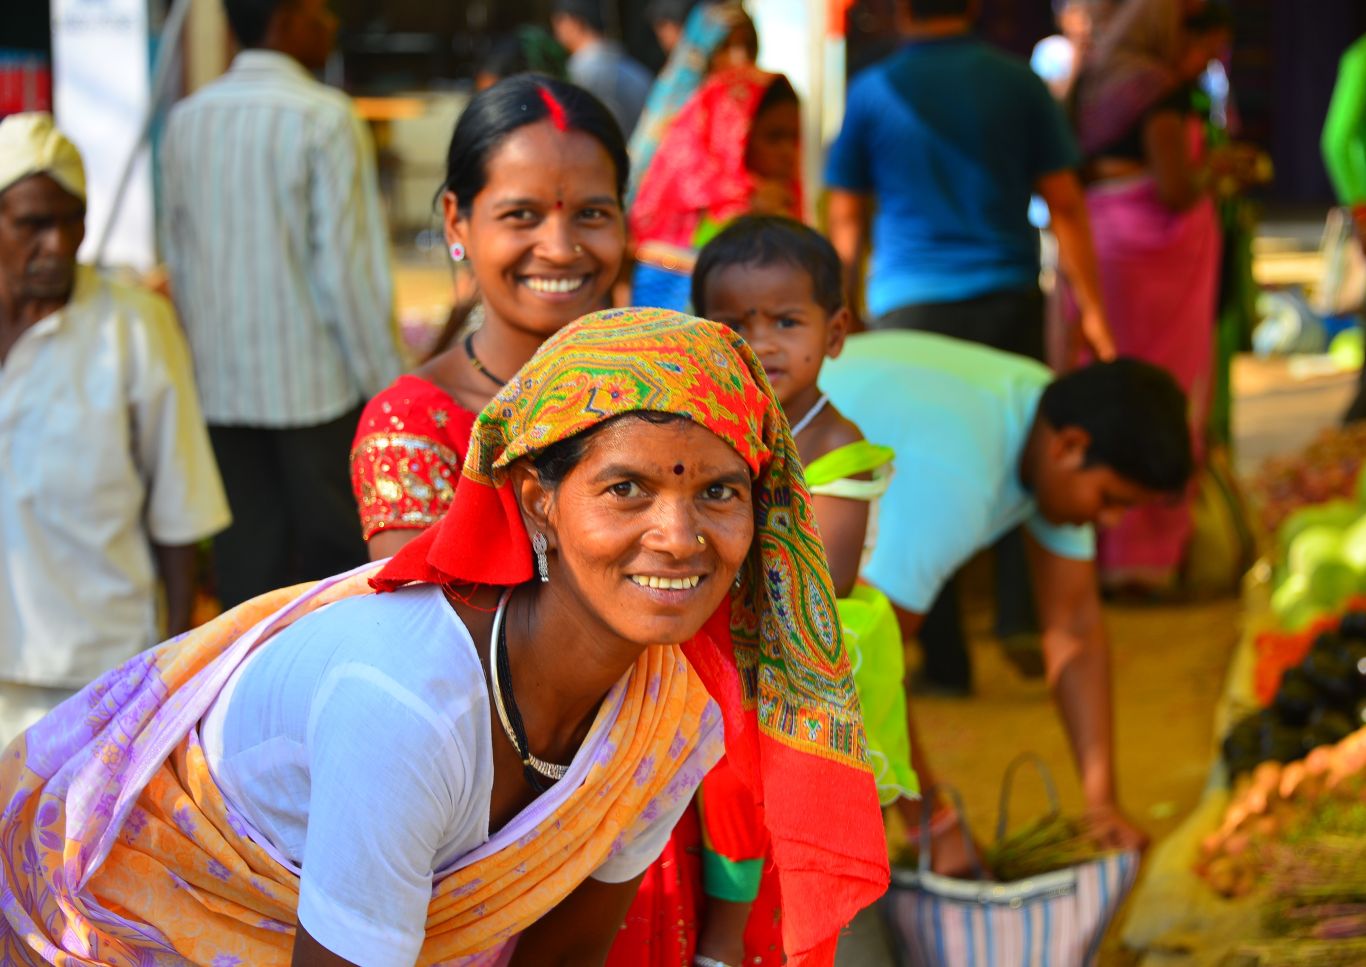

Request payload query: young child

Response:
[688,215,917,965]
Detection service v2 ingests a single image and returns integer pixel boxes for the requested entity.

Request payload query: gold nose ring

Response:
[574,244,584,254]
[696,533,707,546]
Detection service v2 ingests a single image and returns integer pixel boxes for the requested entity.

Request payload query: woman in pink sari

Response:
[1071,0,1250,592]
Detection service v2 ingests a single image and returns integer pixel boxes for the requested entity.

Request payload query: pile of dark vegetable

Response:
[1224,610,1366,780]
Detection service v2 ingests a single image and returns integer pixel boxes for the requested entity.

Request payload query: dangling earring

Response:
[532,532,550,583]
[449,241,466,262]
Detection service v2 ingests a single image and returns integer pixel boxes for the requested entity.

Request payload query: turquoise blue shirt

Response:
[820,331,1094,612]
[824,37,1080,316]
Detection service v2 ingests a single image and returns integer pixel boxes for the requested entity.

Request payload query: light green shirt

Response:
[820,331,1094,613]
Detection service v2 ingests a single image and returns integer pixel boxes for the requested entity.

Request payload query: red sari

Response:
[630,65,803,249]
[349,374,477,542]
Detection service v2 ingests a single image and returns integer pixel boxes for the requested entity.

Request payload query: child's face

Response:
[700,260,847,409]
[746,100,801,184]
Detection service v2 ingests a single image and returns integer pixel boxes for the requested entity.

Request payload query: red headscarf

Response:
[373,308,887,964]
[629,66,804,248]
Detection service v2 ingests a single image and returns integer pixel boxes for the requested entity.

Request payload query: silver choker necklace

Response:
[489,589,571,791]
[788,394,830,438]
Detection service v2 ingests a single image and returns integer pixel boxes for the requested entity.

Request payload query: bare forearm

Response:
[1050,202,1104,319]
[697,898,754,965]
[827,192,869,314]
[510,874,641,966]
[509,942,610,967]
[893,692,941,830]
[153,542,198,638]
[1144,112,1205,212]
[811,493,870,598]
[1037,170,1113,360]
[292,923,359,967]
[891,604,938,821]
[1047,627,1117,806]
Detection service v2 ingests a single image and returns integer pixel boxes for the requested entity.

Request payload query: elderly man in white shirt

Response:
[0,113,231,746]
[160,0,402,608]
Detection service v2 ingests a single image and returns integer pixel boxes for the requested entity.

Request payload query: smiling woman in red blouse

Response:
[351,75,628,557]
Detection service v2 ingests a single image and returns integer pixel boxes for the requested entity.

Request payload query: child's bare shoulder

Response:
[812,406,865,457]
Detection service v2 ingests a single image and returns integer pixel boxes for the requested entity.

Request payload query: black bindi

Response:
[673,463,685,476]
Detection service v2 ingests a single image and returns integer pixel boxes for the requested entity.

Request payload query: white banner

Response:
[51,0,155,271]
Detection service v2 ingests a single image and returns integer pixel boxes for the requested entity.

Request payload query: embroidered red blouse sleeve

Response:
[349,378,477,541]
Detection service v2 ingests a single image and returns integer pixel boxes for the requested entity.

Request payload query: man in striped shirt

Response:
[160,0,403,607]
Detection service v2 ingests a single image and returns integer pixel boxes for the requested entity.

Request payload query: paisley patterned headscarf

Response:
[373,307,888,961]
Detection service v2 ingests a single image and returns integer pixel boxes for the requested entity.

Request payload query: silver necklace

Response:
[489,589,571,787]
[788,394,830,438]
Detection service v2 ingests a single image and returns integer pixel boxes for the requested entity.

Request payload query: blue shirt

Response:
[820,331,1094,613]
[824,37,1081,316]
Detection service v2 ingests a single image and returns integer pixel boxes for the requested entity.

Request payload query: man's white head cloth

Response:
[0,113,86,202]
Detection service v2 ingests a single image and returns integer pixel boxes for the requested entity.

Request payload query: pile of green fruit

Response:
[1224,610,1366,779]
[1271,498,1366,632]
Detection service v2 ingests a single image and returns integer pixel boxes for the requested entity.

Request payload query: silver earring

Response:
[532,532,550,583]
